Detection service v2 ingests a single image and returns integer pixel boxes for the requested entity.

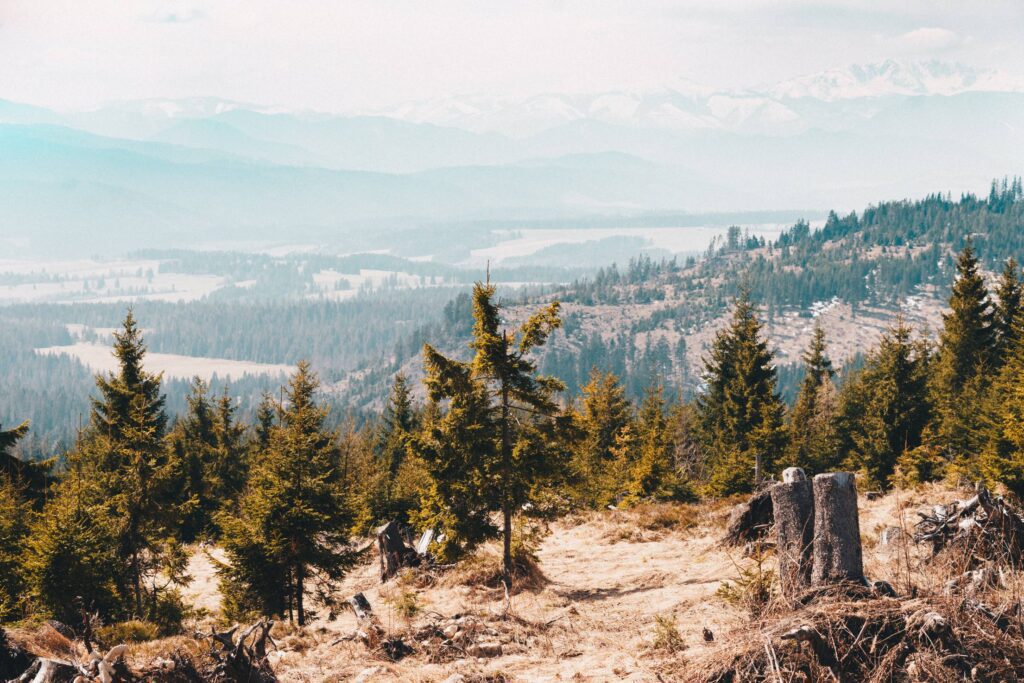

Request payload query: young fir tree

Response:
[785,323,839,473]
[357,374,424,531]
[0,424,30,620]
[209,388,248,512]
[0,421,49,500]
[67,311,186,619]
[24,476,120,624]
[571,369,633,507]
[253,392,277,452]
[218,362,353,626]
[697,289,786,495]
[928,243,996,465]
[623,384,690,503]
[838,317,931,489]
[993,257,1022,369]
[414,281,564,590]
[170,378,217,541]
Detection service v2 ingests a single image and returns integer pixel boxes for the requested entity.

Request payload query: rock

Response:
[353,666,381,683]
[466,641,502,658]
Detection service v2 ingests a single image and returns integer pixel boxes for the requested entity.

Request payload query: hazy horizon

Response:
[3,1,1024,112]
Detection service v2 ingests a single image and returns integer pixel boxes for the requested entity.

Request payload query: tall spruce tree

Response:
[69,311,185,619]
[697,289,786,495]
[786,323,839,473]
[928,243,996,464]
[0,421,48,500]
[0,423,30,620]
[414,281,564,590]
[170,378,217,541]
[838,317,931,488]
[218,362,352,625]
[993,257,1022,368]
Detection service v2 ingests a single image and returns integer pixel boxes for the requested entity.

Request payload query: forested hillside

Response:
[4,181,1024,455]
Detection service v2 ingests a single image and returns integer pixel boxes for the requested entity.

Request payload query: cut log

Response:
[723,488,774,546]
[377,520,421,582]
[771,468,814,597]
[811,472,864,586]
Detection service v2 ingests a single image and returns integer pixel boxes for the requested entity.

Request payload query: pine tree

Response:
[414,281,564,590]
[253,392,276,452]
[24,479,119,624]
[928,243,996,463]
[993,257,1022,368]
[0,475,30,620]
[0,421,48,500]
[572,369,633,506]
[624,385,689,503]
[698,289,787,495]
[170,378,217,541]
[219,362,353,626]
[786,323,839,473]
[210,388,247,511]
[358,374,423,531]
[839,317,931,488]
[72,311,185,619]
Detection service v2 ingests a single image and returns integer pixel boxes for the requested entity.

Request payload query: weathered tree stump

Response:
[811,472,864,586]
[771,467,814,597]
[723,488,774,546]
[377,520,420,582]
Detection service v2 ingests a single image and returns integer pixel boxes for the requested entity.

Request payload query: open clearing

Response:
[35,342,293,381]
[179,485,945,681]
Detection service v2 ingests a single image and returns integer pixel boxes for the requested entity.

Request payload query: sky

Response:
[1,0,1023,112]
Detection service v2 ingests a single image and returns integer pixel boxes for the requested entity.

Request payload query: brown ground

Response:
[174,484,961,682]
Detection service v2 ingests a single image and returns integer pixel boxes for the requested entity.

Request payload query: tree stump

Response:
[771,467,814,597]
[811,472,864,585]
[377,520,420,582]
[723,488,774,546]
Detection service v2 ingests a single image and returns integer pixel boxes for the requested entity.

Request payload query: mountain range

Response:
[0,60,1021,257]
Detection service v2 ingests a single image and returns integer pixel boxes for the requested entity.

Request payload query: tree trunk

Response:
[296,566,305,626]
[770,467,814,597]
[753,452,763,485]
[376,520,419,581]
[811,472,865,586]
[500,345,513,595]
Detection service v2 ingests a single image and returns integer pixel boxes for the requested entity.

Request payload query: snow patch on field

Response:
[36,342,292,381]
[464,224,797,267]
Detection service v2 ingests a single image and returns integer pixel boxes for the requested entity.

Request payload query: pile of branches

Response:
[691,593,1024,682]
[1,620,277,683]
[201,619,277,683]
[913,485,1024,569]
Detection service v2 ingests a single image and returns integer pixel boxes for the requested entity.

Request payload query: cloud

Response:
[898,27,963,52]
[142,7,207,24]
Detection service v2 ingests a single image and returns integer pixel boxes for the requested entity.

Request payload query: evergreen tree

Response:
[0,421,48,500]
[786,324,839,472]
[24,479,119,624]
[993,257,1022,368]
[571,369,634,507]
[70,311,186,619]
[697,289,787,495]
[839,317,931,488]
[928,244,996,463]
[0,475,30,620]
[414,281,564,590]
[170,378,217,541]
[624,385,690,503]
[210,388,247,511]
[219,362,353,626]
[253,392,277,452]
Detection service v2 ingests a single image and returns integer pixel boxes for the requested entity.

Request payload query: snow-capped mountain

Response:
[374,60,1024,136]
[769,60,1024,101]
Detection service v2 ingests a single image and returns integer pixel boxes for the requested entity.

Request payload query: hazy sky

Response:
[2,0,1023,112]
